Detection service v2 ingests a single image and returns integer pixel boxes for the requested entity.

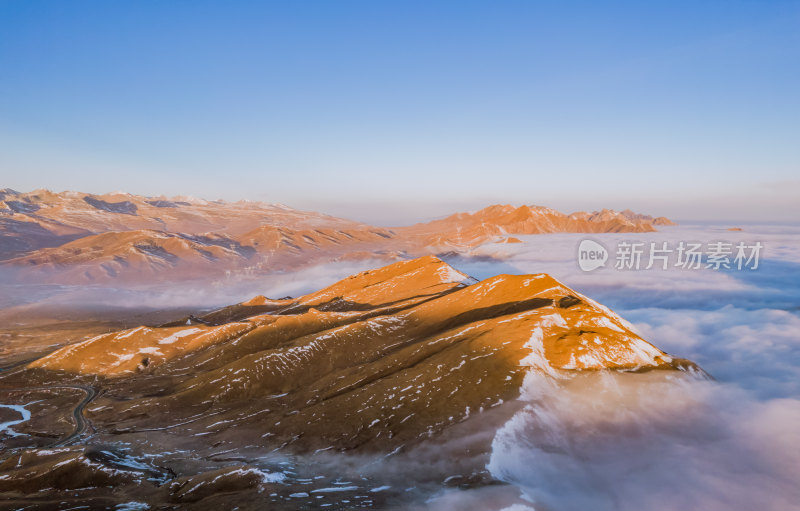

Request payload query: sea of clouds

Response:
[455,223,800,511]
[3,223,797,510]
[107,221,796,510]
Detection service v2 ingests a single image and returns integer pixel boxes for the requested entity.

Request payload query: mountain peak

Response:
[28,255,689,381]
[298,255,478,309]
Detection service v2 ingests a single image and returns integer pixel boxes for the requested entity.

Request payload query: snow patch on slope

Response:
[436,264,479,286]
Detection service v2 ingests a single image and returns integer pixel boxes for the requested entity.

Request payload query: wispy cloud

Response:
[489,372,800,511]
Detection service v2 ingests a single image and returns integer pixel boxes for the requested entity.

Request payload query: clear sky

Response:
[1,1,798,225]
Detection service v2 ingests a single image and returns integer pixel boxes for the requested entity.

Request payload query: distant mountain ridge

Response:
[0,188,675,284]
[397,204,670,248]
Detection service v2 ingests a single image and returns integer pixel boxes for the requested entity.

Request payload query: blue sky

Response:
[1,1,798,224]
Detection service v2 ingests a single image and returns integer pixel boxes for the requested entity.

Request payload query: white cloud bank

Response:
[488,372,800,511]
[463,223,800,511]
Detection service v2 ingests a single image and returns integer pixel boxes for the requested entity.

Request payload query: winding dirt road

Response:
[0,384,97,447]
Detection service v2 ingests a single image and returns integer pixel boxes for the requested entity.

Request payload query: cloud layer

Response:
[489,372,800,511]
[469,223,800,510]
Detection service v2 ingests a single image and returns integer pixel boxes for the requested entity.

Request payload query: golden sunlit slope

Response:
[2,226,401,284]
[233,224,401,272]
[0,189,366,235]
[1,229,252,283]
[0,188,367,260]
[28,256,696,454]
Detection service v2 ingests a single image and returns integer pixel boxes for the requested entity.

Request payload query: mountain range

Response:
[0,188,674,284]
